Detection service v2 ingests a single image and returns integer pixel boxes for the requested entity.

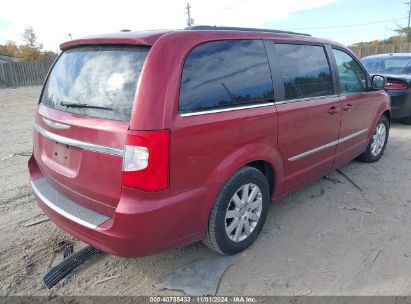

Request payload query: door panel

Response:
[333,94,373,167]
[277,97,341,192]
[267,42,342,193]
[331,49,374,168]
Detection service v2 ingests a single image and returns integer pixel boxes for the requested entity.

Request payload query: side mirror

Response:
[371,75,386,90]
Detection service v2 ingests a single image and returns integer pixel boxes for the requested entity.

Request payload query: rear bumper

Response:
[387,90,411,119]
[31,178,110,229]
[28,155,216,257]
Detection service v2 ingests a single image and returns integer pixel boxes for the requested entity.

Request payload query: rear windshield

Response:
[41,45,149,121]
[362,57,411,75]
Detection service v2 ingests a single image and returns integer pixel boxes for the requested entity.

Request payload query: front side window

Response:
[41,45,149,121]
[179,40,274,114]
[275,44,333,100]
[333,49,367,93]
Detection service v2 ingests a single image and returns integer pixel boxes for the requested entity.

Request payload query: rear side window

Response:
[179,40,274,114]
[275,44,333,100]
[41,45,149,121]
[332,49,367,93]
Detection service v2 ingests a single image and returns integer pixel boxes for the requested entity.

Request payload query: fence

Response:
[349,43,411,58]
[0,57,55,89]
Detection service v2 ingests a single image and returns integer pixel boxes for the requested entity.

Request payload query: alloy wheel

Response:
[371,122,386,156]
[225,183,263,242]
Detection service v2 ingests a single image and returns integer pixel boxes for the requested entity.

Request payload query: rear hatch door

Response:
[33,45,149,215]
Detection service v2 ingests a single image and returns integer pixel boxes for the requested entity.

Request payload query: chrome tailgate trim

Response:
[33,123,123,157]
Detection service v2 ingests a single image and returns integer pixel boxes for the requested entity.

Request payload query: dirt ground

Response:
[1,86,411,296]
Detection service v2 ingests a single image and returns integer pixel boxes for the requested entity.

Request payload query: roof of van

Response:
[60,26,340,50]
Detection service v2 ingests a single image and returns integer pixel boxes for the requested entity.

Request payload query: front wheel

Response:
[357,115,389,163]
[203,166,270,255]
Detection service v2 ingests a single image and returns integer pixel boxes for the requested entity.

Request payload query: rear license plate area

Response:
[52,142,70,164]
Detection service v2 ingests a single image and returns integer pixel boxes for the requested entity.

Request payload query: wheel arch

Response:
[368,104,391,139]
[203,142,284,204]
[198,143,283,239]
[382,109,391,124]
[246,160,275,197]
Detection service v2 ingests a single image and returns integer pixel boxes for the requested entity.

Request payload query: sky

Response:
[0,0,408,52]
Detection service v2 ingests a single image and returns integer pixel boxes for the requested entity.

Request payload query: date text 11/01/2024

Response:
[149,296,257,302]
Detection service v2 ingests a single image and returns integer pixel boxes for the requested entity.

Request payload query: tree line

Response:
[0,26,56,61]
[352,26,411,47]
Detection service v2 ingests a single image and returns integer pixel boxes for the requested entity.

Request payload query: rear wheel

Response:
[203,166,270,255]
[357,115,389,163]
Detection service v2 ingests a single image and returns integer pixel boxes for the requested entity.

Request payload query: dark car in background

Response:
[362,53,411,124]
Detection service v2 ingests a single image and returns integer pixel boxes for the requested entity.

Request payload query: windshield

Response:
[41,45,149,121]
[361,56,411,75]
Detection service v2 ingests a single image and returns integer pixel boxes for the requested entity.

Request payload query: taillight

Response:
[384,80,408,90]
[122,130,170,191]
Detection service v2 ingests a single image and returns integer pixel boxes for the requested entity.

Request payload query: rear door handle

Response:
[328,106,340,114]
[342,104,353,111]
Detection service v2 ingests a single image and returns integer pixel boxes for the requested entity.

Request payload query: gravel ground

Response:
[1,86,411,296]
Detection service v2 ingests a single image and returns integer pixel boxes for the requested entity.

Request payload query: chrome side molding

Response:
[288,128,368,161]
[275,95,339,105]
[33,123,123,157]
[179,102,274,117]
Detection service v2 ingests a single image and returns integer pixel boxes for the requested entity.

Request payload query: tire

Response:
[203,166,270,255]
[357,115,389,163]
[401,115,411,125]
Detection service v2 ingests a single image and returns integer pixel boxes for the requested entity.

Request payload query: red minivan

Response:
[28,26,390,257]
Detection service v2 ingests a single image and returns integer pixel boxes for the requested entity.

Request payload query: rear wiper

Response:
[60,101,112,110]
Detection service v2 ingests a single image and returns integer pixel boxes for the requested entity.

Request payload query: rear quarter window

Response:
[41,45,149,121]
[179,40,274,114]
